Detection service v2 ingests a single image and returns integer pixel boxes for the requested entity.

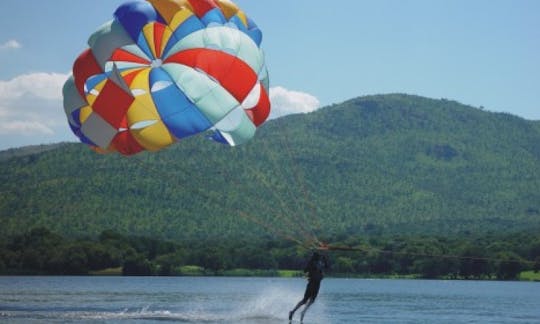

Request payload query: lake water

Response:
[0,276,539,323]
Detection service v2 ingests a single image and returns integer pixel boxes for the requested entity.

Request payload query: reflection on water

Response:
[0,277,539,323]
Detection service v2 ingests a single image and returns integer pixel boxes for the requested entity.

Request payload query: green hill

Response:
[1,94,539,244]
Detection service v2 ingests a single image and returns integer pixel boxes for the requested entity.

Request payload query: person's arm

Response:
[304,262,311,273]
[304,259,316,274]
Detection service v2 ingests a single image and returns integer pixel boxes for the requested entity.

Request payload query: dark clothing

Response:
[289,253,328,322]
[305,256,327,281]
[302,279,321,302]
[301,256,327,302]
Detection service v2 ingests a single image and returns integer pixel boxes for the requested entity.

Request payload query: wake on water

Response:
[1,287,329,323]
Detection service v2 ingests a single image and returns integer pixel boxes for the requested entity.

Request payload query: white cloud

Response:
[0,120,54,135]
[0,72,67,100]
[0,72,71,147]
[269,86,321,119]
[0,40,22,51]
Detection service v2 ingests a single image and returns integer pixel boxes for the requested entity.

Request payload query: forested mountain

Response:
[1,94,539,244]
[0,143,64,162]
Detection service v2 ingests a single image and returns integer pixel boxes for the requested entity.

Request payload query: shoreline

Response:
[3,267,536,282]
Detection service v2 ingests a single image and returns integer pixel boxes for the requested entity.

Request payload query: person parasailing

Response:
[289,251,329,322]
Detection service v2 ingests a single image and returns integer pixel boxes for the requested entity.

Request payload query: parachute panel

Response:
[64,0,270,155]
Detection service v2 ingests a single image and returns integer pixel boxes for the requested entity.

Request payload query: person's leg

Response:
[300,297,315,322]
[300,281,320,322]
[290,281,314,320]
[289,297,307,320]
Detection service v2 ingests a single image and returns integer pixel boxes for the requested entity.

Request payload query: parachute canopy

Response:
[63,0,270,155]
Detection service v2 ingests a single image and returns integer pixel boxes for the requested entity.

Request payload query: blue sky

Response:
[0,0,539,150]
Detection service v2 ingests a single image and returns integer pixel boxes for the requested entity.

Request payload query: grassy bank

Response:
[89,267,122,276]
[519,271,540,281]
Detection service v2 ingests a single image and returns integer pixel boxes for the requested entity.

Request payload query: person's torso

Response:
[308,260,324,281]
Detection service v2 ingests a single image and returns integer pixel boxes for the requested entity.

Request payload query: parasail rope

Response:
[272,119,323,245]
[238,157,320,247]
[123,151,317,248]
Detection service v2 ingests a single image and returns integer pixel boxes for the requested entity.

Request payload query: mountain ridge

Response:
[1,94,539,242]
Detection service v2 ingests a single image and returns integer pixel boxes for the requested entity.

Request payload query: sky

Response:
[0,0,539,151]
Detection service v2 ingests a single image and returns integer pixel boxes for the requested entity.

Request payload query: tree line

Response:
[1,227,538,280]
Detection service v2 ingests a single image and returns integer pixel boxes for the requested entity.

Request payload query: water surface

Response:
[0,276,538,323]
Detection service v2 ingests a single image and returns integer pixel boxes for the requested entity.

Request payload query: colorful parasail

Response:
[63,0,270,155]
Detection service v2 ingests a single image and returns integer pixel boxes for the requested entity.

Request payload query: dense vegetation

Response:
[0,143,64,162]
[1,227,538,280]
[1,94,539,243]
[1,94,540,281]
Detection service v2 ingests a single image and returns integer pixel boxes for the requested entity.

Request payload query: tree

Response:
[370,254,394,274]
[458,245,490,279]
[123,254,155,276]
[155,251,185,276]
[21,248,44,272]
[235,246,277,269]
[83,243,120,270]
[0,255,6,273]
[334,257,355,274]
[495,253,523,280]
[62,245,90,275]
[414,258,441,279]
